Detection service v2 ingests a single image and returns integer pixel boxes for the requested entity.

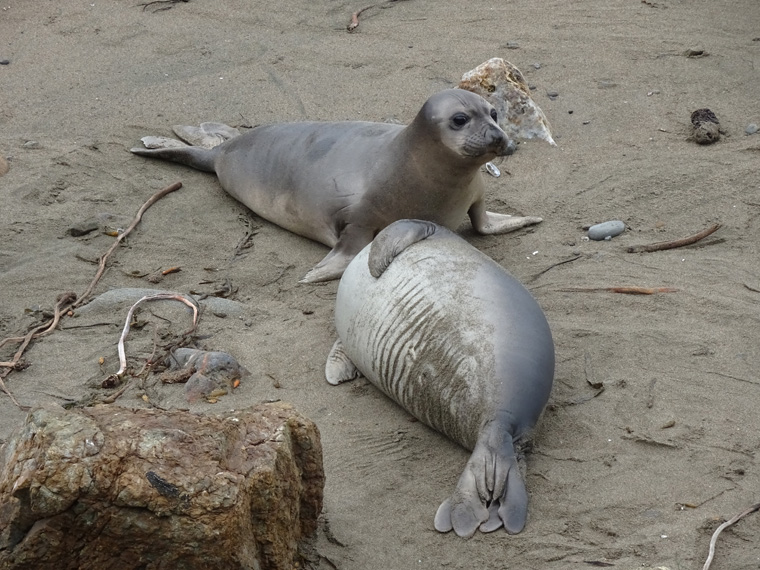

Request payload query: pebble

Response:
[484,162,501,178]
[546,91,559,100]
[745,123,758,135]
[588,220,626,241]
[532,62,541,70]
[67,218,100,237]
[22,140,40,149]
[0,59,9,65]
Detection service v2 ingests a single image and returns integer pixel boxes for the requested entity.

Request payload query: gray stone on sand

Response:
[0,402,324,570]
[588,220,626,241]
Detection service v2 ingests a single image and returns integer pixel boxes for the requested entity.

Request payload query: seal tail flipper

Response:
[130,142,218,173]
[367,219,438,278]
[325,338,362,385]
[434,430,528,537]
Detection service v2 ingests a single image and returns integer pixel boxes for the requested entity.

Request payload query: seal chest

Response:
[326,219,554,538]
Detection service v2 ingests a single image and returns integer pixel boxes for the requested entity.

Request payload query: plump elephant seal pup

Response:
[325,219,555,537]
[130,89,542,283]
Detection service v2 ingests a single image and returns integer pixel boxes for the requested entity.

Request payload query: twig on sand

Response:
[103,293,200,388]
[0,292,78,409]
[557,286,678,295]
[347,0,408,32]
[528,254,582,282]
[73,181,183,309]
[703,502,760,570]
[347,4,376,31]
[627,222,721,253]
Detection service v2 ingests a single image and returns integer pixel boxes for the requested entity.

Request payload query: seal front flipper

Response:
[367,219,438,278]
[299,224,377,283]
[325,339,362,385]
[468,198,543,235]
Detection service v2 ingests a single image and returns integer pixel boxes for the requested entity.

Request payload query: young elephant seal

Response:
[130,89,542,282]
[325,219,555,537]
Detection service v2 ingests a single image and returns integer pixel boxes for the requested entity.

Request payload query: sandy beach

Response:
[1,1,759,568]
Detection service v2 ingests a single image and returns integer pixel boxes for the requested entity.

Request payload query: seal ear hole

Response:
[451,113,470,129]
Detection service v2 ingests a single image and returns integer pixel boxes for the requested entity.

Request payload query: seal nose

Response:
[486,125,515,156]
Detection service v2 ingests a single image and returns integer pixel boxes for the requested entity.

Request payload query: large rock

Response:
[0,402,324,570]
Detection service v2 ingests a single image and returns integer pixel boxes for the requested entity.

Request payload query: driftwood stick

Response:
[557,286,678,295]
[703,502,760,570]
[74,181,183,308]
[627,222,721,253]
[105,293,200,386]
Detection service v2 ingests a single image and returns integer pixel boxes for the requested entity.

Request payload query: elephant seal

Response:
[130,89,542,283]
[325,219,555,537]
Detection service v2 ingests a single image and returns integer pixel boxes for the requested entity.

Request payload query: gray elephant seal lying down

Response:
[326,219,555,537]
[131,89,542,283]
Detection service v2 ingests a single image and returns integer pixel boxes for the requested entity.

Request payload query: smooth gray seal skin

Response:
[130,89,543,283]
[325,219,555,537]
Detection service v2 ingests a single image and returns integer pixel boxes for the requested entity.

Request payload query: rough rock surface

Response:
[0,402,324,570]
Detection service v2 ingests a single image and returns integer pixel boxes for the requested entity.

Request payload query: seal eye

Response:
[451,113,470,128]
[490,109,498,122]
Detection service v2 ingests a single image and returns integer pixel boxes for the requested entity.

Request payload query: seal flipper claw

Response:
[325,339,362,385]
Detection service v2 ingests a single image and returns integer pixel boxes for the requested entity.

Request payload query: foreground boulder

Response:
[0,401,324,570]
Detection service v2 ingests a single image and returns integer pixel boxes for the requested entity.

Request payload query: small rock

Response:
[745,123,758,135]
[532,62,541,70]
[588,220,626,241]
[22,140,40,149]
[691,108,721,145]
[597,80,617,89]
[0,59,9,65]
[684,48,708,58]
[505,41,520,49]
[67,218,100,237]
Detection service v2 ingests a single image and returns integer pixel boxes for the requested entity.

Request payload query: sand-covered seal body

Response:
[325,219,555,537]
[131,89,542,282]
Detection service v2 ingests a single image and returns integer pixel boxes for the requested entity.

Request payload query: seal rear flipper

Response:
[130,144,218,173]
[172,123,241,149]
[435,431,528,537]
[325,339,362,385]
[368,219,438,278]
